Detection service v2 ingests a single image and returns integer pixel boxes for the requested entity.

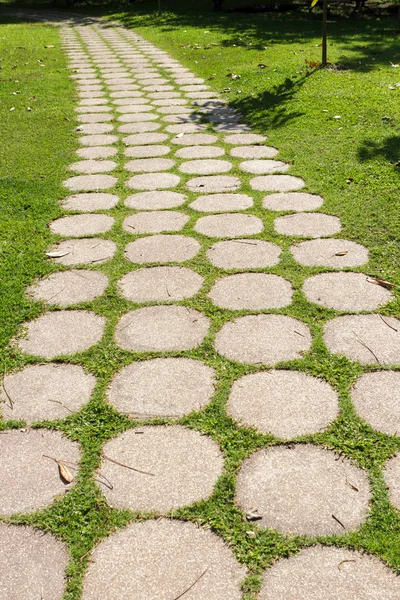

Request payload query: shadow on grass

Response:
[357,136,400,170]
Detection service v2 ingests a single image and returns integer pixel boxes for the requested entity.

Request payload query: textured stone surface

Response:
[118,122,161,134]
[167,123,207,134]
[115,306,209,351]
[260,546,400,600]
[171,133,218,145]
[118,266,203,302]
[98,426,223,511]
[215,314,311,365]
[62,192,119,212]
[0,429,80,514]
[82,520,245,600]
[303,272,393,311]
[0,363,95,423]
[236,445,370,535]
[63,174,117,191]
[125,190,186,210]
[15,310,105,358]
[231,145,278,159]
[291,238,369,268]
[107,358,215,418]
[224,133,266,144]
[324,315,400,365]
[240,160,289,174]
[228,370,338,438]
[77,124,113,134]
[125,234,200,264]
[207,239,281,269]
[69,159,117,174]
[118,112,158,123]
[250,175,305,192]
[351,371,400,435]
[263,192,324,212]
[50,214,114,237]
[123,132,168,145]
[76,146,117,159]
[27,270,108,306]
[275,212,341,238]
[125,158,175,172]
[127,173,180,190]
[79,134,118,146]
[0,524,68,599]
[49,238,117,266]
[195,213,263,238]
[209,274,292,310]
[124,145,170,158]
[179,159,232,175]
[190,193,253,213]
[176,146,224,159]
[123,211,188,234]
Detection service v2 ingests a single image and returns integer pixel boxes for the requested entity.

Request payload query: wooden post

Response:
[322,0,328,66]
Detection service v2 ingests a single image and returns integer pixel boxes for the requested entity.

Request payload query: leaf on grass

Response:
[58,461,74,484]
[46,251,70,258]
[335,250,348,256]
[44,45,55,48]
[10,107,15,111]
[258,64,267,69]
[366,277,395,290]
[227,73,240,80]
[222,87,231,93]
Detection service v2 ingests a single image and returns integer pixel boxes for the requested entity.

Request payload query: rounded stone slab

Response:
[228,370,338,438]
[224,133,266,144]
[236,444,370,535]
[167,123,207,134]
[15,310,106,358]
[62,192,119,212]
[187,176,241,193]
[50,214,114,237]
[209,274,292,310]
[63,174,117,192]
[176,146,224,159]
[98,426,223,511]
[263,192,324,212]
[27,270,108,306]
[127,173,180,190]
[215,314,311,365]
[119,122,161,133]
[0,363,95,423]
[125,190,186,210]
[79,134,118,146]
[324,315,400,365]
[118,113,158,123]
[107,357,214,418]
[49,238,117,266]
[0,429,80,515]
[190,193,253,213]
[195,213,263,238]
[123,132,168,145]
[76,146,117,159]
[77,124,113,135]
[69,159,117,174]
[208,239,281,270]
[240,160,289,174]
[82,520,245,600]
[250,175,305,192]
[125,158,175,172]
[152,98,188,106]
[303,272,393,312]
[171,133,218,145]
[291,238,369,268]
[275,213,341,238]
[231,145,278,159]
[0,524,68,599]
[123,211,189,234]
[124,145,170,158]
[125,234,200,264]
[260,546,400,600]
[119,266,203,302]
[179,159,232,175]
[351,371,400,435]
[115,306,209,352]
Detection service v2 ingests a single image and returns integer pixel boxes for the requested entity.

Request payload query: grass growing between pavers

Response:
[0,10,400,600]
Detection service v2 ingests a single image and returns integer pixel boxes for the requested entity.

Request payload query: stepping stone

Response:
[187,91,219,98]
[0,429,80,514]
[113,97,147,105]
[176,146,224,159]
[124,145,170,158]
[180,85,210,92]
[108,84,140,91]
[167,123,208,134]
[118,266,203,302]
[190,193,253,213]
[143,85,174,92]
[127,173,180,190]
[239,160,289,174]
[107,357,214,418]
[125,158,175,172]
[148,91,181,98]
[236,445,370,535]
[0,524,68,599]
[77,123,113,134]
[118,113,158,123]
[15,310,106,358]
[291,238,369,268]
[116,104,154,113]
[125,234,200,264]
[27,270,108,306]
[228,370,338,438]
[115,306,209,352]
[118,122,161,133]
[324,315,400,365]
[62,192,119,212]
[250,175,305,192]
[48,238,117,266]
[152,98,188,106]
[208,239,281,269]
[351,371,400,435]
[0,363,95,423]
[76,146,117,159]
[275,213,341,238]
[215,314,311,365]
[195,213,262,238]
[123,211,189,234]
[179,159,232,175]
[224,133,266,144]
[209,274,292,310]
[82,520,245,600]
[171,133,217,145]
[231,145,278,159]
[69,159,117,174]
[163,114,202,124]
[157,106,193,114]
[123,132,168,145]
[176,78,205,85]
[214,123,251,133]
[125,190,186,210]
[98,426,223,511]
[187,176,241,193]
[260,546,400,600]
[63,174,117,192]
[112,90,148,98]
[79,134,118,146]
[79,91,106,99]
[303,272,393,311]
[78,113,113,123]
[76,105,112,114]
[50,214,114,237]
[263,192,324,212]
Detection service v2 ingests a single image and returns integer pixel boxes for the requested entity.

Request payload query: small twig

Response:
[90,257,108,264]
[102,453,155,476]
[120,410,180,418]
[231,240,258,246]
[45,286,66,302]
[80,540,101,561]
[165,280,171,297]
[379,314,398,332]
[95,470,114,490]
[332,514,345,529]
[294,330,306,337]
[2,378,14,410]
[173,567,209,600]
[352,331,381,364]
[47,399,74,414]
[337,559,356,570]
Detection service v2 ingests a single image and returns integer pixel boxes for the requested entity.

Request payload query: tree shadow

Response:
[357,136,400,171]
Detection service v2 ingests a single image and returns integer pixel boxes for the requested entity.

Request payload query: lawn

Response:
[0,4,400,599]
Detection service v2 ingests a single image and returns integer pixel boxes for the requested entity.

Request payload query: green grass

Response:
[0,7,400,599]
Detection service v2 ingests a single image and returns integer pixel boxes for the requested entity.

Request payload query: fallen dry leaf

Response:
[46,250,70,258]
[58,461,74,484]
[246,511,262,522]
[366,277,395,290]
[335,250,348,256]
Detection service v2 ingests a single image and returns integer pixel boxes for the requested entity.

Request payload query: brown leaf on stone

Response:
[45,250,70,258]
[337,559,356,570]
[366,277,395,290]
[335,250,348,256]
[57,461,74,483]
[246,511,262,522]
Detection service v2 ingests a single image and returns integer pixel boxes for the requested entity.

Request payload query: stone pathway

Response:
[1,12,400,600]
